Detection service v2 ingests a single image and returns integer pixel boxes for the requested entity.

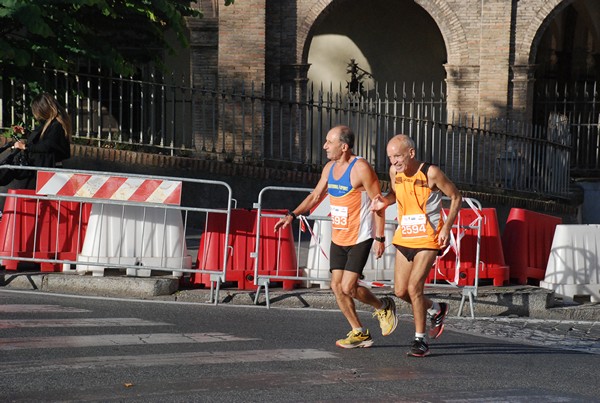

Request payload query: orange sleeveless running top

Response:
[392,163,443,249]
[328,157,373,246]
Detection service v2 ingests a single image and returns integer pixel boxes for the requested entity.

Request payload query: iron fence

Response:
[1,64,194,155]
[534,79,600,177]
[0,67,574,198]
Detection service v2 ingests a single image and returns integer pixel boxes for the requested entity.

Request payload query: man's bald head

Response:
[389,134,415,150]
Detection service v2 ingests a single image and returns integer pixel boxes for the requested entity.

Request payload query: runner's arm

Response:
[428,165,462,247]
[273,162,332,232]
[355,159,385,258]
[370,165,397,212]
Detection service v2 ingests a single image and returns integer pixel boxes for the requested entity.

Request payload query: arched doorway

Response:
[307,0,447,95]
[533,0,600,176]
[303,0,448,168]
[534,1,600,83]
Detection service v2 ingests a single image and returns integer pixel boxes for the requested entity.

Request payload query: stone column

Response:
[218,0,266,87]
[188,16,219,155]
[477,0,513,119]
[278,64,311,163]
[510,64,537,122]
[281,64,311,95]
[217,0,267,160]
[444,64,480,121]
[188,18,219,89]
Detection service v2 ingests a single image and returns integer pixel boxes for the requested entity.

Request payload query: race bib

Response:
[331,205,349,230]
[400,214,427,238]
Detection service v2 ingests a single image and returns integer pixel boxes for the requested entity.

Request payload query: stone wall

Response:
[197,0,578,120]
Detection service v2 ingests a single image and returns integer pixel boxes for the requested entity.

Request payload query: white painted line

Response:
[0,318,170,329]
[0,304,91,313]
[0,349,337,374]
[0,333,260,350]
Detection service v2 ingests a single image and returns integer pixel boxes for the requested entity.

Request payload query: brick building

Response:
[189,0,600,123]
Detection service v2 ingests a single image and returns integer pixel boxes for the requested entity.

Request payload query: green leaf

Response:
[0,0,231,80]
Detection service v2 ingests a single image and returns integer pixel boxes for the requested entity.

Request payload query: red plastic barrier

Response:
[502,208,561,285]
[192,209,299,290]
[0,189,91,271]
[429,208,509,286]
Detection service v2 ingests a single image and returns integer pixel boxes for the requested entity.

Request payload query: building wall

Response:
[218,0,266,88]
[193,0,582,121]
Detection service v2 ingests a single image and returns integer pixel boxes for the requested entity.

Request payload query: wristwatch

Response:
[286,210,297,220]
[375,236,385,243]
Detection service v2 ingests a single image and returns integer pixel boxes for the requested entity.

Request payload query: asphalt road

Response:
[1,289,598,402]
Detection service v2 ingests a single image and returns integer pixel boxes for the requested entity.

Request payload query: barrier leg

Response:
[458,286,477,318]
[213,280,220,306]
[253,278,270,308]
[208,282,215,304]
[209,273,222,305]
[264,281,270,309]
[253,285,262,305]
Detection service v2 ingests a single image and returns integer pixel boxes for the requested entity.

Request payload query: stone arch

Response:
[515,0,576,66]
[412,0,469,65]
[298,0,333,64]
[297,0,469,66]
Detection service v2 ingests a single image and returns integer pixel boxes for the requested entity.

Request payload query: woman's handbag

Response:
[0,146,33,186]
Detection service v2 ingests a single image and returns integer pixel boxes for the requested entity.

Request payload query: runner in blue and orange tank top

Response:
[274,125,398,349]
[327,156,373,247]
[371,134,462,357]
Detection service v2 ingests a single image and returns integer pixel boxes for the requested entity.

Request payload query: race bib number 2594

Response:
[400,214,427,238]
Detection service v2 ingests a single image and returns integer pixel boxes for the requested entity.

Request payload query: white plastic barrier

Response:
[76,204,192,277]
[304,218,332,289]
[304,193,397,288]
[364,206,397,281]
[540,224,600,303]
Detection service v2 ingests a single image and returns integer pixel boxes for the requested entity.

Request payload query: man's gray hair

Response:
[394,134,415,149]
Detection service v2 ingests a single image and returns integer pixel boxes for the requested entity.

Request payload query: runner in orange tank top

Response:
[274,125,399,349]
[371,134,462,357]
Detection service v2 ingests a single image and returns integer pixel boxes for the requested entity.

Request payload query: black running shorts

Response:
[329,238,374,274]
[395,244,441,262]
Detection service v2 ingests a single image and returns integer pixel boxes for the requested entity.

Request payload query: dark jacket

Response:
[9,119,70,190]
[25,119,71,167]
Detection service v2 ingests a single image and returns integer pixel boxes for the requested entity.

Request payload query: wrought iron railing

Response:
[0,67,573,199]
[534,79,600,177]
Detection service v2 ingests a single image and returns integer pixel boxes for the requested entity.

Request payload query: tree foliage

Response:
[0,0,234,80]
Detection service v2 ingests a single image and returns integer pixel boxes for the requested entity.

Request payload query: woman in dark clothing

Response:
[11,92,72,189]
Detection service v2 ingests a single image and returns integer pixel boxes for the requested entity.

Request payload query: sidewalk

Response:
[2,270,599,322]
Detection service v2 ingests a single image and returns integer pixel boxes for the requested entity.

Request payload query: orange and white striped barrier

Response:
[35,171,182,205]
[33,171,188,277]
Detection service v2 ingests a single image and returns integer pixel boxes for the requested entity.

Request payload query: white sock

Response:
[415,332,426,340]
[353,327,364,333]
[428,301,440,316]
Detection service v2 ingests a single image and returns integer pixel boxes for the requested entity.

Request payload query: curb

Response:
[1,271,599,321]
[1,271,179,299]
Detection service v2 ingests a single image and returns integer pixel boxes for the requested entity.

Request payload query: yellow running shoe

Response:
[373,296,398,336]
[335,329,374,349]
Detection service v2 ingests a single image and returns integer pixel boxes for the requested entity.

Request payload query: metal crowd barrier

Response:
[0,165,233,304]
[429,197,484,318]
[251,186,399,308]
[251,186,484,317]
[251,186,325,308]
